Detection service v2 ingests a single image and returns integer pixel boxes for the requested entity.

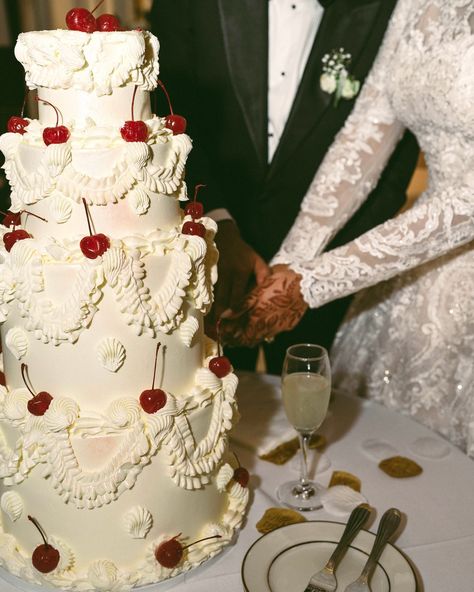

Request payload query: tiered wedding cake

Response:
[0,20,248,592]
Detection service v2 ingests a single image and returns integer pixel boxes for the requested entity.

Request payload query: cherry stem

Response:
[157,80,174,116]
[232,451,241,468]
[82,198,93,236]
[20,85,29,118]
[0,209,47,223]
[193,184,206,205]
[131,86,138,122]
[28,515,50,548]
[21,363,37,398]
[183,535,222,551]
[91,0,105,14]
[36,96,61,127]
[216,318,223,357]
[23,210,48,223]
[151,342,161,390]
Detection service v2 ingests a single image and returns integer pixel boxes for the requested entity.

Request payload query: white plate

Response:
[241,521,418,592]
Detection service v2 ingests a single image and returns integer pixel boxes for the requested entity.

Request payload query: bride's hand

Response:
[220,264,308,348]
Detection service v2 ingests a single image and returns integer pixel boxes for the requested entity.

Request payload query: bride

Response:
[222,0,474,456]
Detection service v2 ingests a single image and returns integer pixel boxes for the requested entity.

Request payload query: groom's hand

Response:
[208,220,270,335]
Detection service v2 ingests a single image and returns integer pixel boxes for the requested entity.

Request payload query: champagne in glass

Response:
[277,344,331,511]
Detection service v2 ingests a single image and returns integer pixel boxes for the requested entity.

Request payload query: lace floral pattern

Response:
[273,0,474,454]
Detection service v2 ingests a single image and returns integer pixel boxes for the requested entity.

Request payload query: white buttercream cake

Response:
[0,26,248,591]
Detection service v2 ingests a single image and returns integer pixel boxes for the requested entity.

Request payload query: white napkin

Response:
[231,372,295,455]
[320,486,368,519]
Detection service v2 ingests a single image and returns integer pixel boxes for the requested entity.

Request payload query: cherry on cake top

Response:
[66,1,121,33]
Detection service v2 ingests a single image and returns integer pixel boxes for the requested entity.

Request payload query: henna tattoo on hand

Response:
[220,268,308,347]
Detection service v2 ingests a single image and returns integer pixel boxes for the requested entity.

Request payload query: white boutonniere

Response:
[321,48,360,107]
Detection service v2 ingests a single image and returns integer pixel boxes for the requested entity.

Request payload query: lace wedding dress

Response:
[273,0,474,455]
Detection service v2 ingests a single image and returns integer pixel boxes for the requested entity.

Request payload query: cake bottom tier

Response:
[0,375,248,590]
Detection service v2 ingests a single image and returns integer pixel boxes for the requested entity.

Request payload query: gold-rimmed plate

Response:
[242,521,418,592]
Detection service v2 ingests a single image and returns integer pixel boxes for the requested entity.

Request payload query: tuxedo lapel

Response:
[218,0,268,166]
[268,0,382,178]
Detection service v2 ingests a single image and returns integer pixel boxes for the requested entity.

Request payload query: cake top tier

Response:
[15,30,160,96]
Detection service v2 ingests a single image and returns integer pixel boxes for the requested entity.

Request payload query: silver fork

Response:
[344,508,402,592]
[303,503,372,592]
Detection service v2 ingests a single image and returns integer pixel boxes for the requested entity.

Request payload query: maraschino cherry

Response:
[79,198,110,259]
[28,515,60,574]
[21,363,53,417]
[157,80,187,135]
[3,229,31,252]
[7,87,30,135]
[2,210,47,252]
[209,319,232,378]
[36,97,70,146]
[96,13,121,31]
[184,184,206,220]
[140,342,167,414]
[66,0,120,33]
[232,452,250,488]
[155,534,222,569]
[121,86,148,142]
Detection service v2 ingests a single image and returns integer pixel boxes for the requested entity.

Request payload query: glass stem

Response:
[298,432,310,488]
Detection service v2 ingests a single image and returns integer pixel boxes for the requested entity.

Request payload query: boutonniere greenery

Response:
[320,48,360,107]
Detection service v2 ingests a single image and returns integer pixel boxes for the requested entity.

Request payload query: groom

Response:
[150,0,419,373]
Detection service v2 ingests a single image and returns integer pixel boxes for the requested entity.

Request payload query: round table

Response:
[2,372,474,592]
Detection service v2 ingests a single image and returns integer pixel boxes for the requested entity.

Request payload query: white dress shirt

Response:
[208,0,324,221]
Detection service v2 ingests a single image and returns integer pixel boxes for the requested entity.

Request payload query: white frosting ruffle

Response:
[0,125,191,211]
[0,369,238,506]
[0,222,218,345]
[15,30,160,96]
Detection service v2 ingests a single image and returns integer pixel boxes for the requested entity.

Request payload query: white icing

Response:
[50,194,73,224]
[88,560,120,590]
[0,128,192,212]
[49,535,75,573]
[179,316,199,348]
[44,398,80,432]
[129,187,151,216]
[0,491,23,522]
[123,506,153,539]
[107,398,142,428]
[5,327,29,360]
[0,227,217,345]
[0,371,238,506]
[15,30,160,96]
[96,338,126,373]
[216,463,234,492]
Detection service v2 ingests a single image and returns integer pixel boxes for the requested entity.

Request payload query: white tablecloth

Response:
[2,372,474,592]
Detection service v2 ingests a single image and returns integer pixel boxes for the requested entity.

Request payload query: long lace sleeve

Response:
[271,0,474,309]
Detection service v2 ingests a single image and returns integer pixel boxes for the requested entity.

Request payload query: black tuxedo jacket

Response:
[150,0,419,370]
[151,0,419,261]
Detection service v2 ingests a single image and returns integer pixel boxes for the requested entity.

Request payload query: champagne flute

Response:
[277,343,331,511]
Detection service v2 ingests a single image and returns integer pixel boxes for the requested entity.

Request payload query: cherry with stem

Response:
[232,451,250,488]
[155,534,222,569]
[28,515,60,574]
[209,319,232,378]
[157,79,187,135]
[7,86,30,135]
[36,96,70,146]
[21,363,53,416]
[184,184,206,220]
[121,86,148,142]
[79,198,110,259]
[140,342,167,414]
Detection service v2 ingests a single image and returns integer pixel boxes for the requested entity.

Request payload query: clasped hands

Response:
[208,221,308,348]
